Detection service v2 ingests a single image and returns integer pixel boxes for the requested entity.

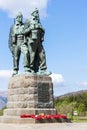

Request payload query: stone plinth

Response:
[7,75,54,108]
[0,75,58,123]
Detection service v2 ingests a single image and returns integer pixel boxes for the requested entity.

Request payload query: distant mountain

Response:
[0,96,7,109]
[0,91,7,109]
[0,91,8,97]
[55,90,87,99]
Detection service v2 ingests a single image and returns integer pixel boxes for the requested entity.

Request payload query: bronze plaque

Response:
[38,83,50,103]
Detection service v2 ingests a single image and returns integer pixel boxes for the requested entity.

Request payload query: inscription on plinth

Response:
[38,83,53,108]
[38,84,50,102]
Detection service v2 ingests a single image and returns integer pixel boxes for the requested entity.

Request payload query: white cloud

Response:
[0,70,12,78]
[50,73,65,86]
[0,0,49,18]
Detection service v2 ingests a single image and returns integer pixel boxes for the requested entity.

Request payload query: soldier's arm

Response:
[8,25,16,54]
[8,26,13,52]
[24,27,31,35]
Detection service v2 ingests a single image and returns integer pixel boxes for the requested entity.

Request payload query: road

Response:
[0,123,87,130]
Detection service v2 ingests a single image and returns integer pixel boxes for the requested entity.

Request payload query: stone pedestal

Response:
[7,75,54,109]
[0,75,58,123]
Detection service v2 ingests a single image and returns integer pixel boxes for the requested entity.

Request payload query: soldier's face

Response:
[16,15,22,23]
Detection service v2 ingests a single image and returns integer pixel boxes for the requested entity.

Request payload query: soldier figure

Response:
[8,12,30,76]
[24,8,51,75]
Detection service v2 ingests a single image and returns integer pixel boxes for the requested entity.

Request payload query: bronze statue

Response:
[9,9,51,76]
[8,12,30,76]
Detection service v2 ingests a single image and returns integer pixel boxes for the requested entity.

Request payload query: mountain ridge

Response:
[55,90,87,99]
[0,90,8,109]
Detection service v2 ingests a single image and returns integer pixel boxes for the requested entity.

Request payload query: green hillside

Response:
[54,90,87,119]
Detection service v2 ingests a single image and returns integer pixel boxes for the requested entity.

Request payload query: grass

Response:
[0,109,3,116]
[71,116,87,122]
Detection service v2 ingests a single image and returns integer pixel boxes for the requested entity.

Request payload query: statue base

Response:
[0,75,69,123]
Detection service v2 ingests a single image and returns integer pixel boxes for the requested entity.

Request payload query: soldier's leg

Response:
[12,46,20,76]
[21,45,30,72]
[38,43,47,70]
[38,43,51,75]
[34,51,40,73]
[28,43,37,73]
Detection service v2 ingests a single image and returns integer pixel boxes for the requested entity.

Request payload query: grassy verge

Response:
[70,116,87,122]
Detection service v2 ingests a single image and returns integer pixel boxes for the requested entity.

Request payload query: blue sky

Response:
[0,0,87,96]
